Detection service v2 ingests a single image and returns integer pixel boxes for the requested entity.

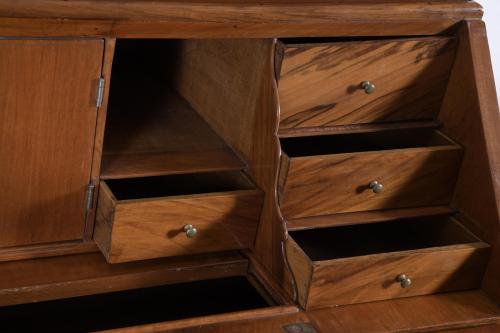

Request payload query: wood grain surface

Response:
[287,205,455,230]
[0,39,104,248]
[101,89,245,179]
[307,291,500,333]
[96,306,305,333]
[95,176,264,263]
[0,1,482,38]
[279,139,462,219]
[286,218,490,309]
[277,37,456,129]
[0,251,247,306]
[436,22,500,304]
[171,39,293,297]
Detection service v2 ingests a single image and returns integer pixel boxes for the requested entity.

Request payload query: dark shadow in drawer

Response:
[0,276,269,332]
[278,129,463,218]
[290,216,477,261]
[94,171,264,263]
[105,170,256,200]
[286,216,490,309]
[280,128,451,157]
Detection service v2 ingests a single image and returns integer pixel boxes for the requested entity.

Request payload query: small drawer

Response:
[276,37,456,130]
[286,216,490,309]
[278,128,462,219]
[94,171,263,263]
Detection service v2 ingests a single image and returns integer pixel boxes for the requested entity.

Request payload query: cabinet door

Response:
[0,39,104,247]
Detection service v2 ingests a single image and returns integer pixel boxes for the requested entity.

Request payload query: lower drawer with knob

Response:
[285,216,490,309]
[278,128,463,219]
[94,171,264,263]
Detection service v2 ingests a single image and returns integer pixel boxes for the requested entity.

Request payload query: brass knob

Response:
[369,181,384,194]
[183,224,198,238]
[396,274,412,288]
[361,81,376,94]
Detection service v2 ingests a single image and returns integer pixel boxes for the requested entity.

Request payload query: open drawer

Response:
[278,128,463,219]
[94,171,263,263]
[0,276,279,332]
[286,216,490,309]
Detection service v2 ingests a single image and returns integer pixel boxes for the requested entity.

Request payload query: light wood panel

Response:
[0,1,482,38]
[277,37,456,129]
[279,136,462,219]
[101,90,245,179]
[96,306,304,333]
[0,39,104,248]
[171,39,293,297]
[437,325,500,333]
[95,173,264,263]
[286,218,489,309]
[287,205,455,230]
[278,119,442,138]
[437,21,500,302]
[308,291,500,333]
[0,251,247,306]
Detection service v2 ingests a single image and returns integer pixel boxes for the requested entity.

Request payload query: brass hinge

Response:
[96,77,105,107]
[86,183,96,211]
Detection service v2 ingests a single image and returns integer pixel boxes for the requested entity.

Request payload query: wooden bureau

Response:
[0,1,499,332]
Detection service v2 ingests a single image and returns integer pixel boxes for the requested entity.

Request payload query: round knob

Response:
[396,274,412,288]
[369,181,384,194]
[183,224,198,238]
[361,81,376,94]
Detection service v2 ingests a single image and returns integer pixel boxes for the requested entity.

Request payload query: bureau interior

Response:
[280,128,457,157]
[289,216,482,261]
[0,276,271,332]
[101,39,245,180]
[104,171,256,200]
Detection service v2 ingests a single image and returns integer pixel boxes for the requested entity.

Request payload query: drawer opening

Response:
[104,171,256,201]
[95,170,264,262]
[286,217,490,308]
[281,128,457,157]
[289,216,481,261]
[0,276,272,332]
[101,39,246,179]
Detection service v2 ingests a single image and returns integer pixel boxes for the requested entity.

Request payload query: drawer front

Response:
[307,244,490,308]
[277,37,456,130]
[279,147,462,219]
[95,184,263,263]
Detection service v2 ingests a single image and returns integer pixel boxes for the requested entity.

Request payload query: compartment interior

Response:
[105,171,256,200]
[281,128,454,157]
[0,276,270,333]
[290,217,480,261]
[101,39,244,179]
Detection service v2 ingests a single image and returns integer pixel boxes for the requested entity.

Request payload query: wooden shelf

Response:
[278,120,442,138]
[286,206,456,230]
[101,91,245,179]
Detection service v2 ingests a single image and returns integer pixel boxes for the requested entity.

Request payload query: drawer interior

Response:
[289,217,481,261]
[281,128,456,157]
[0,276,270,332]
[105,171,256,200]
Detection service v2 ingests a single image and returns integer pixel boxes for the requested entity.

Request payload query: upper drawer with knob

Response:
[94,171,263,263]
[278,128,462,219]
[275,37,456,131]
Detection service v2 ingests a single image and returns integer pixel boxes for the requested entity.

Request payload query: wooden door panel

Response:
[0,39,104,247]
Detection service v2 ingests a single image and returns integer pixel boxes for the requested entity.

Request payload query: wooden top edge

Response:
[96,305,300,333]
[0,1,483,21]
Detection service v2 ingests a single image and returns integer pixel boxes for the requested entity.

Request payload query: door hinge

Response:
[86,183,96,211]
[96,77,105,107]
